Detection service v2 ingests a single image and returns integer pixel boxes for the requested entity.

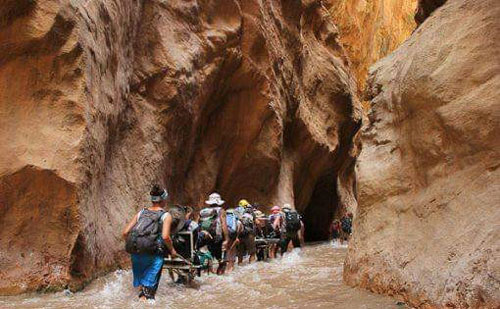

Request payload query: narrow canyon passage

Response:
[303,172,339,241]
[0,244,401,309]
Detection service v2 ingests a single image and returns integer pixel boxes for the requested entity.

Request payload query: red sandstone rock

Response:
[0,0,361,294]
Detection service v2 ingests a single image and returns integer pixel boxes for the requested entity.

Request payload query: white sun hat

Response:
[205,192,225,205]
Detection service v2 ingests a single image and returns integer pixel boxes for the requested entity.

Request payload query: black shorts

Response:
[208,239,223,261]
[280,234,301,253]
[237,234,256,256]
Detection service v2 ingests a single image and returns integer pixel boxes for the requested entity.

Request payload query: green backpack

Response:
[199,207,221,237]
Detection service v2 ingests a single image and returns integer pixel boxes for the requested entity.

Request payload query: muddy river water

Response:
[0,242,403,308]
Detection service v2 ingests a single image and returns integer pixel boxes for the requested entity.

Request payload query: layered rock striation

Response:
[345,0,500,307]
[0,0,362,294]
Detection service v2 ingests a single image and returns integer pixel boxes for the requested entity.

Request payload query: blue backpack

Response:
[226,209,238,238]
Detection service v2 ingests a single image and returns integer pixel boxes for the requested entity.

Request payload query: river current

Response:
[0,242,402,308]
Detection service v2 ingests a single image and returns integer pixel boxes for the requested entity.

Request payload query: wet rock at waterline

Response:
[0,0,364,294]
[345,0,500,307]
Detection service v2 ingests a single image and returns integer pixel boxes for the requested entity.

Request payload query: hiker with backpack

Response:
[122,185,182,300]
[255,210,274,238]
[224,208,243,273]
[236,199,257,265]
[172,206,199,260]
[269,205,283,258]
[340,212,353,243]
[199,192,230,275]
[234,199,247,219]
[329,219,341,242]
[279,204,304,254]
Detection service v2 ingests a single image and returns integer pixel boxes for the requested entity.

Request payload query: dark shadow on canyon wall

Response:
[303,171,339,241]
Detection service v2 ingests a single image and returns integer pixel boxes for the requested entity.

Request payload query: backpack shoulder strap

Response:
[155,209,166,220]
[137,208,147,220]
[141,208,166,220]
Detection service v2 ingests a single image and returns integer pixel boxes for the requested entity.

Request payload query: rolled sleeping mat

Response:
[255,238,269,246]
[264,238,280,244]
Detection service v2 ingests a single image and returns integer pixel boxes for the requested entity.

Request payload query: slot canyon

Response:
[0,0,498,308]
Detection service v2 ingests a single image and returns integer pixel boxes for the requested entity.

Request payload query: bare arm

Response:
[233,222,243,246]
[161,213,176,256]
[122,212,139,239]
[272,215,281,230]
[219,209,229,242]
[299,221,305,247]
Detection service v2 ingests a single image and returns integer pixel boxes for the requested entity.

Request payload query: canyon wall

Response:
[328,0,417,96]
[0,0,364,294]
[345,0,500,307]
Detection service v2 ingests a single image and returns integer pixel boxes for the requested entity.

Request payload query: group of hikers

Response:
[122,185,306,301]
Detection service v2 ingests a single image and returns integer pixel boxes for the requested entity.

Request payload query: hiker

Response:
[199,192,229,275]
[122,185,180,300]
[174,206,199,259]
[329,219,341,241]
[196,230,215,274]
[254,210,266,259]
[183,206,198,232]
[280,204,304,254]
[234,199,248,218]
[268,205,282,258]
[224,208,242,273]
[236,199,257,265]
[340,212,353,243]
[255,210,276,260]
[269,205,283,233]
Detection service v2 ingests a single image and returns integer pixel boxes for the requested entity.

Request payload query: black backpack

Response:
[125,209,166,255]
[341,217,352,234]
[284,209,301,235]
[258,220,276,239]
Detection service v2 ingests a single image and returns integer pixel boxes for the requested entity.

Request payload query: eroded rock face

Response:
[345,0,500,307]
[0,0,361,294]
[327,0,417,94]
